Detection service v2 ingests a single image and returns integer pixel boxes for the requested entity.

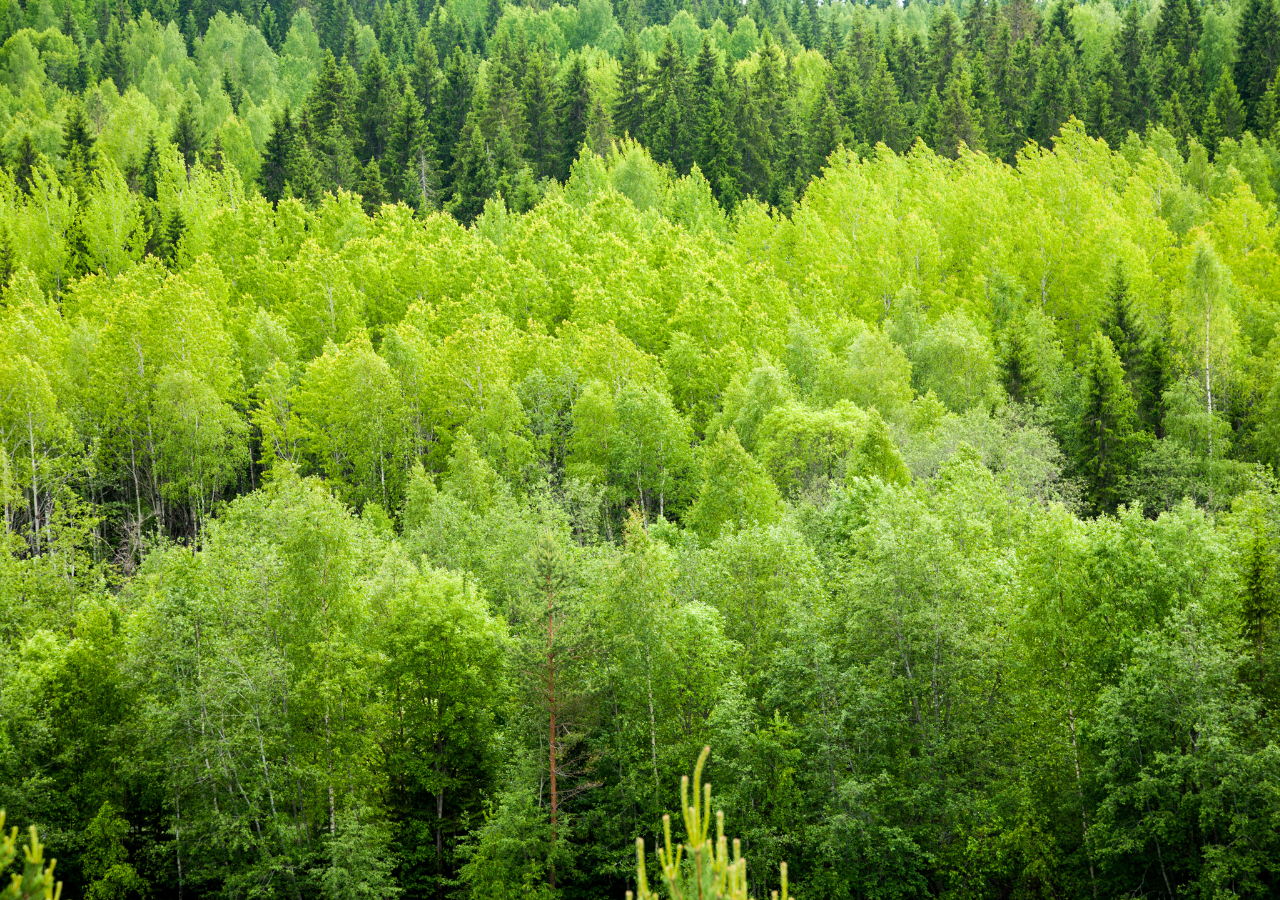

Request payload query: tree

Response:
[556,55,591,180]
[0,813,61,900]
[171,99,202,174]
[1234,0,1280,128]
[615,30,646,141]
[1075,332,1141,514]
[388,90,440,211]
[258,107,316,204]
[357,49,399,165]
[688,428,780,540]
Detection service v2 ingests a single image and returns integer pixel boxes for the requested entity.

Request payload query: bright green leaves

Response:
[290,333,410,510]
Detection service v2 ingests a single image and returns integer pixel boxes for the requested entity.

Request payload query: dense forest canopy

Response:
[3,0,1280,897]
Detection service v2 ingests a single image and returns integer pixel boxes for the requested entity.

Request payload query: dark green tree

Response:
[356,49,399,165]
[1075,331,1142,514]
[556,55,591,180]
[1234,0,1280,129]
[521,50,559,180]
[387,89,439,210]
[258,107,316,204]
[615,30,646,141]
[171,99,202,173]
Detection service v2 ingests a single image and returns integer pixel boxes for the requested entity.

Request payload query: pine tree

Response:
[1076,331,1141,514]
[1234,0,1280,129]
[172,99,202,174]
[614,30,646,141]
[556,54,591,180]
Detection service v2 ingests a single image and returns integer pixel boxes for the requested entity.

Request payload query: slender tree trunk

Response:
[547,578,558,893]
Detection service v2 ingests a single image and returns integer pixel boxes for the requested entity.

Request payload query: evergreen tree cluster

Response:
[5,0,1280,221]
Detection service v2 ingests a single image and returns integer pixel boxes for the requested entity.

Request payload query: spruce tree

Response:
[447,119,497,224]
[1205,72,1246,152]
[0,225,16,295]
[62,101,96,175]
[935,60,984,156]
[172,99,202,173]
[556,55,591,180]
[259,107,315,204]
[1234,0,1280,129]
[643,36,689,171]
[521,50,560,180]
[306,50,356,143]
[1076,331,1141,514]
[221,70,243,114]
[101,16,128,90]
[139,131,161,201]
[356,159,387,215]
[860,52,909,152]
[388,89,439,210]
[357,49,399,165]
[11,134,41,195]
[614,30,646,141]
[433,48,476,188]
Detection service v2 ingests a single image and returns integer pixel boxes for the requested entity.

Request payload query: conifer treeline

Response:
[5,0,1280,220]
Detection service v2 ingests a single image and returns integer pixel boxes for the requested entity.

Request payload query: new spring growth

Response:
[0,812,63,900]
[627,747,790,900]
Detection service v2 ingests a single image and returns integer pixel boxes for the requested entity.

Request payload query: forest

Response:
[2,0,1280,896]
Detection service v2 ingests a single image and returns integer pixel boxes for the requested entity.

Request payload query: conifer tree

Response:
[520,50,559,180]
[928,7,964,95]
[434,48,476,191]
[356,159,387,215]
[615,30,646,141]
[357,49,399,165]
[139,131,161,201]
[860,52,909,152]
[410,37,441,114]
[388,89,439,210]
[221,70,243,114]
[10,134,40,195]
[172,99,202,174]
[643,36,690,171]
[935,61,984,156]
[556,55,591,180]
[1076,331,1141,514]
[62,101,96,176]
[259,107,316,204]
[0,224,16,294]
[1206,72,1246,151]
[101,16,128,90]
[448,118,497,224]
[307,50,355,142]
[1234,0,1280,128]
